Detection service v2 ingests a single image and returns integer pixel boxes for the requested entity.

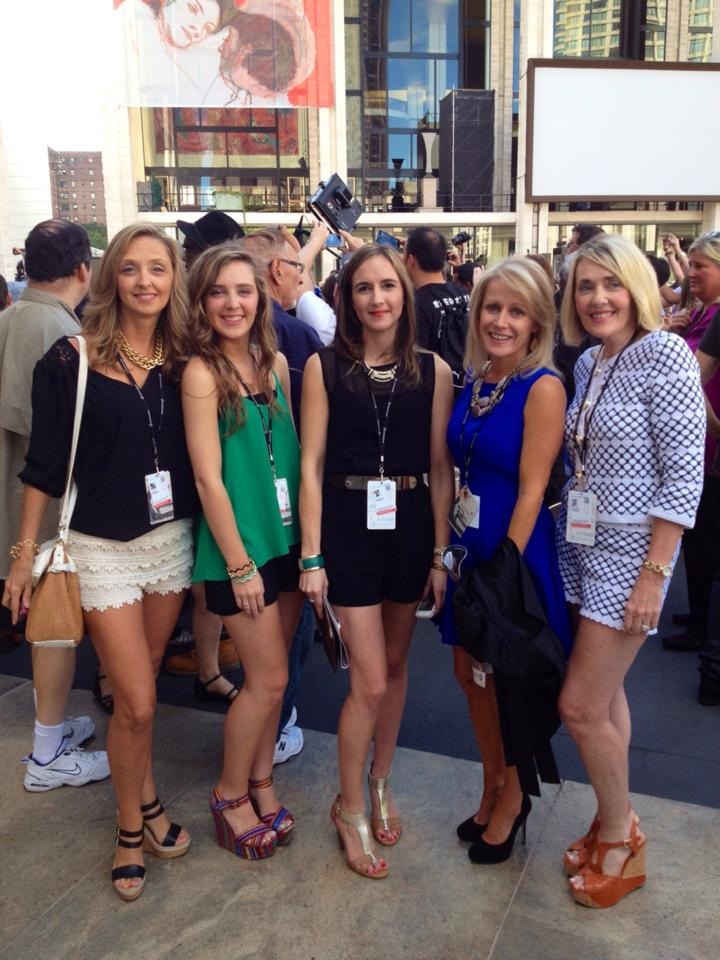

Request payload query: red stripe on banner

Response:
[288,0,334,108]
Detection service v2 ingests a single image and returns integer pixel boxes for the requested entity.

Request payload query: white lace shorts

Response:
[67,519,193,612]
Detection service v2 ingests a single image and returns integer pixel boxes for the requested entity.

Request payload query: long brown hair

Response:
[82,223,189,376]
[335,244,419,383]
[186,244,278,434]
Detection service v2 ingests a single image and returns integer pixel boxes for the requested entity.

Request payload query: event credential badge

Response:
[367,479,397,530]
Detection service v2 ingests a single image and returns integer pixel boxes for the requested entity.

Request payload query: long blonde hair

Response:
[82,223,189,376]
[186,244,278,434]
[464,257,558,378]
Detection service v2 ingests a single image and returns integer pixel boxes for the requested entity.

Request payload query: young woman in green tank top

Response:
[182,247,303,862]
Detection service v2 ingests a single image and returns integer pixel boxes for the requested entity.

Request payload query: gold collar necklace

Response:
[363,360,398,383]
[115,331,166,371]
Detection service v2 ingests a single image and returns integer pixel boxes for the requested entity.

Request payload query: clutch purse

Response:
[315,596,349,672]
[25,336,87,648]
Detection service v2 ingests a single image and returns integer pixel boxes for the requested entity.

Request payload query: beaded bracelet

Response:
[9,539,39,560]
[229,560,258,583]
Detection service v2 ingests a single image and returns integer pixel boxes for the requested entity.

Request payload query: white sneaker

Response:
[273,725,304,766]
[23,743,110,792]
[63,715,95,748]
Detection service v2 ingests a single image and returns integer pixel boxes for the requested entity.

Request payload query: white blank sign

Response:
[527,60,720,201]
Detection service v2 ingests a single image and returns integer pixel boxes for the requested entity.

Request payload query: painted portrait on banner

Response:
[115,0,334,108]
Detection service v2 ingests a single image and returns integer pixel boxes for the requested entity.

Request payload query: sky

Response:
[2,0,115,152]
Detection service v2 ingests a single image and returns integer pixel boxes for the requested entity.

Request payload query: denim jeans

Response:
[278,601,315,735]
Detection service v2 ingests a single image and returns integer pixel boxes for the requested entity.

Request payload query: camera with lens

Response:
[451,231,472,247]
[308,174,364,235]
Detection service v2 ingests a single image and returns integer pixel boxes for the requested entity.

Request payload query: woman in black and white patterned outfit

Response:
[555,234,705,908]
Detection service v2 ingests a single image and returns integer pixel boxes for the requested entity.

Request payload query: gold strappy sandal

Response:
[330,795,389,879]
[368,769,402,846]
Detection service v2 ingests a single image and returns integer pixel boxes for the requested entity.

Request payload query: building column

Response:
[515,0,554,253]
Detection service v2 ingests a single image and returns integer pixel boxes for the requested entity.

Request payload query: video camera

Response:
[308,174,363,235]
[451,231,472,247]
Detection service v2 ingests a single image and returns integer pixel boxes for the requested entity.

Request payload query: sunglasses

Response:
[442,544,468,582]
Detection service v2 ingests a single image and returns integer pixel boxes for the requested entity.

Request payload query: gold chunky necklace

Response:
[115,331,166,370]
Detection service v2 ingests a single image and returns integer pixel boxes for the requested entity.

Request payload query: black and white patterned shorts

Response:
[556,512,672,633]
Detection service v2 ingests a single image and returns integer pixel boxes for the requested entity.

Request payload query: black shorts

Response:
[204,544,300,617]
[321,483,433,607]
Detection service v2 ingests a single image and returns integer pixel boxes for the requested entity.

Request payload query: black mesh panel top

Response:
[21,338,197,541]
[319,347,435,477]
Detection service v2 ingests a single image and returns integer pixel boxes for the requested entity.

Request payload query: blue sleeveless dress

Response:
[439,369,572,656]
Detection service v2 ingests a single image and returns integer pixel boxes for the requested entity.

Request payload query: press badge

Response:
[145,470,175,525]
[566,489,597,546]
[449,486,480,537]
[367,479,397,530]
[274,477,293,526]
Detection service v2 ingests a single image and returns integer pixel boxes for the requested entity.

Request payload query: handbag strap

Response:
[57,335,88,543]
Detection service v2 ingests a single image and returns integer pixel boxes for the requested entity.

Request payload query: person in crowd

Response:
[0,275,10,309]
[694,290,720,707]
[403,227,470,393]
[165,210,248,701]
[662,231,720,654]
[293,220,339,347]
[662,232,689,287]
[183,245,303,859]
[240,228,323,763]
[439,257,570,863]
[7,259,28,303]
[452,261,477,295]
[0,220,109,791]
[565,223,604,255]
[557,233,705,908]
[4,223,197,901]
[299,243,454,878]
[177,210,245,270]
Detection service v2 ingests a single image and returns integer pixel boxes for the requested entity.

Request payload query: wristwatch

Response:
[642,559,673,578]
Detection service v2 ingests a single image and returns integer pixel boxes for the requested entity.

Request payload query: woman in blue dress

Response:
[440,256,571,864]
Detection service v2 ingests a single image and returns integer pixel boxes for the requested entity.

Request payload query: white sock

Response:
[32,720,66,764]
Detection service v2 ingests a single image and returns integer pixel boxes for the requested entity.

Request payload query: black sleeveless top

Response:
[319,347,435,476]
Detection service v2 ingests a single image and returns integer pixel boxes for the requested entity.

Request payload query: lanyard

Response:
[458,372,514,487]
[365,372,398,479]
[239,377,276,479]
[572,335,636,485]
[117,355,164,471]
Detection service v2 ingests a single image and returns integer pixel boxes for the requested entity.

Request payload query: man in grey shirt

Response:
[0,220,110,791]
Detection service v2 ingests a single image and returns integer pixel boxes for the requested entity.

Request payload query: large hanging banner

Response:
[115,0,334,108]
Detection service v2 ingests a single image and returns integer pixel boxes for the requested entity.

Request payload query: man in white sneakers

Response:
[0,220,110,791]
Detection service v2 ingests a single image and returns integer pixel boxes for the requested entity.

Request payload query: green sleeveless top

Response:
[193,378,300,582]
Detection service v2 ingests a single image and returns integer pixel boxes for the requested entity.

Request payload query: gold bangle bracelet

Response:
[9,539,39,560]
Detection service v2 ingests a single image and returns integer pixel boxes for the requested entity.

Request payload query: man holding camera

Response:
[404,227,470,394]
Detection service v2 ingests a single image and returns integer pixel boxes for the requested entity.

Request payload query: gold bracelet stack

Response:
[433,545,448,557]
[9,539,39,560]
[227,559,258,583]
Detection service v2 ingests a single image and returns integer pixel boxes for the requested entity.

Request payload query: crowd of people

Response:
[0,215,715,909]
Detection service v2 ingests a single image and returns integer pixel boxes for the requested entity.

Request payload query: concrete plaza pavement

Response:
[1,632,719,959]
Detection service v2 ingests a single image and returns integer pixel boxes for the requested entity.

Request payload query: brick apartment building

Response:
[48,148,106,227]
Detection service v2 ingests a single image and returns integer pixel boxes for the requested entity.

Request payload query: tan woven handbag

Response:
[25,336,88,648]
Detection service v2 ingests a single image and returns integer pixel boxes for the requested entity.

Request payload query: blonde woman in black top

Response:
[4,224,196,902]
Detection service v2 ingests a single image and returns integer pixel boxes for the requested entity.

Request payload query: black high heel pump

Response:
[468,794,531,864]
